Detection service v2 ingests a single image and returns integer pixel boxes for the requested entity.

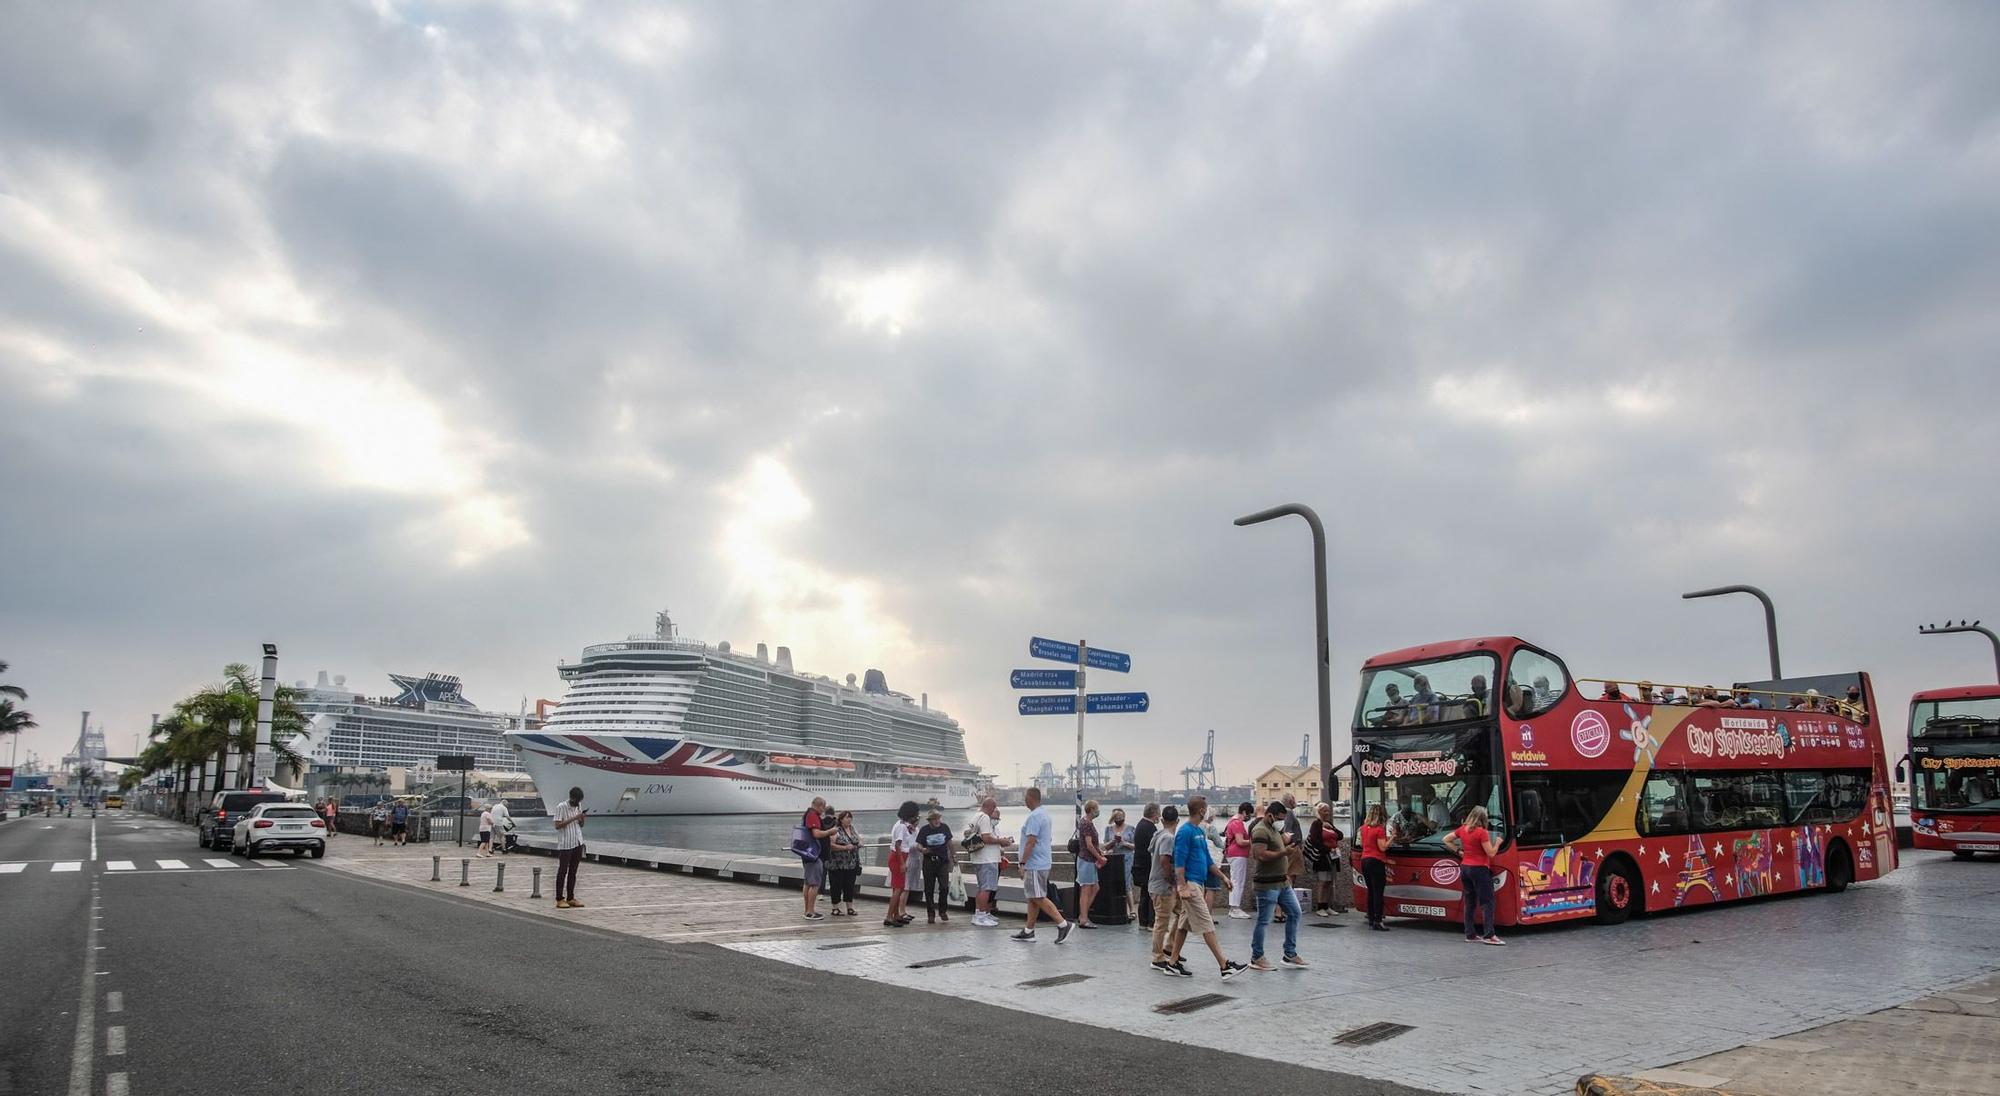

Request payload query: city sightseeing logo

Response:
[1571,710,1611,758]
[1358,754,1461,779]
[1511,724,1549,768]
[1688,717,1787,760]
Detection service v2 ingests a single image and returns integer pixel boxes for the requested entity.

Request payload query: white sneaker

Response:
[1228,909,1252,919]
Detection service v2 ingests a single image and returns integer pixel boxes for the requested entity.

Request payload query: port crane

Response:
[1296,734,1310,768]
[1181,729,1218,792]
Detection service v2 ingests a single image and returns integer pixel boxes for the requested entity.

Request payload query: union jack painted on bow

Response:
[516,734,799,788]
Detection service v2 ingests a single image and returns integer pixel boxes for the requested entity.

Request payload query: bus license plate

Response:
[1398,903,1446,917]
[1960,843,2000,852]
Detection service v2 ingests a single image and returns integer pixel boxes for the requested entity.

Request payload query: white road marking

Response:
[203,859,238,868]
[107,1072,129,1096]
[155,859,188,870]
[53,862,83,872]
[90,819,97,861]
[107,861,135,872]
[66,875,101,1096]
[106,992,123,1013]
[106,1026,124,1055]
[0,863,25,874]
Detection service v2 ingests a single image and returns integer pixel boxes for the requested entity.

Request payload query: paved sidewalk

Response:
[314,836,954,945]
[725,852,2000,1095]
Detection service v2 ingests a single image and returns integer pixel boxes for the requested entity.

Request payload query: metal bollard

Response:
[493,862,506,893]
[459,859,470,887]
[531,865,543,898]
[431,855,441,882]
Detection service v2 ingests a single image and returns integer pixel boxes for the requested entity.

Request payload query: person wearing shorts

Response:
[970,798,1012,927]
[390,800,409,845]
[1169,796,1247,979]
[1147,805,1185,974]
[1009,787,1072,943]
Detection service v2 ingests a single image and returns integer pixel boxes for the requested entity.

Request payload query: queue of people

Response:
[1605,679,1868,720]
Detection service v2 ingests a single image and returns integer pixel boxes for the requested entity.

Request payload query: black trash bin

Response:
[1091,853,1132,924]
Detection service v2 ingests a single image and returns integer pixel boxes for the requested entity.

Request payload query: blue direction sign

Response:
[1018,694,1077,716]
[1028,637,1133,674]
[1085,692,1150,714]
[1010,668,1078,690]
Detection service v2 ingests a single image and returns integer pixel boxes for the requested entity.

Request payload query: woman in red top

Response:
[1445,804,1503,945]
[1359,804,1392,931]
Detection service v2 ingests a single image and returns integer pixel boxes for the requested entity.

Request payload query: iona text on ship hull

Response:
[506,611,982,815]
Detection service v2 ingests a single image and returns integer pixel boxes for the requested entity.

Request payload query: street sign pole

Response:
[1074,639,1086,916]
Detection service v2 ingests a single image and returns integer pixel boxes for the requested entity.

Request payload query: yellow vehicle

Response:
[104,794,125,808]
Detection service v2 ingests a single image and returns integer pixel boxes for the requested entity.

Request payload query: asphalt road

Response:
[4,812,1437,1096]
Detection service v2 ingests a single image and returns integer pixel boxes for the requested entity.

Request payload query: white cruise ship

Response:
[292,671,522,773]
[506,612,981,815]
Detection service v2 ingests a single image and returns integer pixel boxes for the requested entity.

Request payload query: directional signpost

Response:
[1012,636,1150,919]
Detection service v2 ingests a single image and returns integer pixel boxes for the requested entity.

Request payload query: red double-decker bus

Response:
[1349,637,1898,928]
[1902,686,2000,859]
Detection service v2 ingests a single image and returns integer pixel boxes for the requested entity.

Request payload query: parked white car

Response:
[231,802,328,859]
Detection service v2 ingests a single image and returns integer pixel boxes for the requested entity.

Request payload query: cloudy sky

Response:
[4,1,1998,788]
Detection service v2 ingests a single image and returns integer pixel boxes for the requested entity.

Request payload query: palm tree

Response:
[0,699,38,740]
[0,659,25,702]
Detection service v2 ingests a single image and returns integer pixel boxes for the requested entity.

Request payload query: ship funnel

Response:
[776,646,794,673]
[316,670,331,689]
[862,669,888,694]
[756,642,769,662]
[922,692,928,710]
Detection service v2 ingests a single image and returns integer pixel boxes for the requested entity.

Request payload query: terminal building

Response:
[292,671,522,774]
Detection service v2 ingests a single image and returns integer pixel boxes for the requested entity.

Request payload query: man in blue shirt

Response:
[1010,787,1073,944]
[390,800,410,846]
[1170,796,1247,979]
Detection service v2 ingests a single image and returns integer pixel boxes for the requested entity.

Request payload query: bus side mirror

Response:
[1894,757,1907,783]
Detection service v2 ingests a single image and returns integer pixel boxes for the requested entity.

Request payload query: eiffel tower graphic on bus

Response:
[1675,832,1719,907]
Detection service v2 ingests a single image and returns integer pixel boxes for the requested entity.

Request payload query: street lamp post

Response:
[1234,504,1334,806]
[1682,584,1782,679]
[1918,620,2000,683]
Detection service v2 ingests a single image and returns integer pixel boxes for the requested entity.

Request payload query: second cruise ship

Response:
[506,612,981,815]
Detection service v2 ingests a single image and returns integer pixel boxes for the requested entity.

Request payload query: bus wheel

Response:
[1593,861,1639,925]
[1953,850,1976,861]
[1825,844,1854,893]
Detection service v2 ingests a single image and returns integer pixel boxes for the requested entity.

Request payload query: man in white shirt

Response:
[489,798,514,854]
[551,786,588,910]
[970,797,1014,927]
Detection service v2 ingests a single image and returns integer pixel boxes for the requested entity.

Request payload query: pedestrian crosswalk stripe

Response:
[156,859,188,870]
[204,858,237,868]
[52,861,82,872]
[107,861,136,871]
[0,863,24,874]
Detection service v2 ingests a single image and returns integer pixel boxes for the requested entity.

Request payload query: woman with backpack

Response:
[1443,804,1503,945]
[827,810,862,917]
[1305,801,1346,917]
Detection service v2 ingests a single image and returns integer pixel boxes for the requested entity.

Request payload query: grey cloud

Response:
[2,1,1999,784]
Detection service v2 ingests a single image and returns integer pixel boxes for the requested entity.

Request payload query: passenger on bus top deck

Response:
[1469,675,1489,714]
[1844,686,1867,721]
[1657,687,1682,705]
[1601,680,1625,702]
[1733,687,1762,709]
[1785,694,1808,711]
[1803,688,1824,712]
[1377,683,1406,727]
[1410,675,1438,723]
[1533,676,1558,708]
[1636,681,1657,704]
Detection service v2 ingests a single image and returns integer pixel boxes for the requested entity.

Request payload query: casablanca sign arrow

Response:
[1085,692,1150,714]
[1028,637,1132,674]
[1010,668,1078,690]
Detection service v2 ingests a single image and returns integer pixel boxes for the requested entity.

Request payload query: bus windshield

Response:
[1354,653,1499,728]
[1355,725,1507,851]
[1913,741,2000,813]
[1911,696,2000,737]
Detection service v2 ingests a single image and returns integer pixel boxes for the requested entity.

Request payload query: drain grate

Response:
[907,954,979,969]
[1332,1021,1415,1046]
[1018,974,1093,989]
[1154,993,1233,1015]
[817,939,886,950]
